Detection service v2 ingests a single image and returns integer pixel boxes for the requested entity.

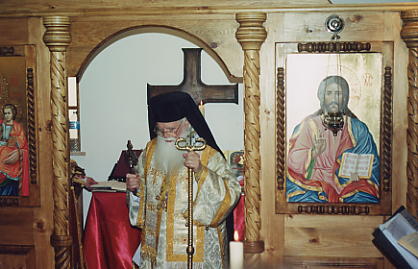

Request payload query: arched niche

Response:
[68,24,243,83]
[70,27,244,189]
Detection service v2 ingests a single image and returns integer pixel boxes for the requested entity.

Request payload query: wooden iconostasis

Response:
[0,1,417,268]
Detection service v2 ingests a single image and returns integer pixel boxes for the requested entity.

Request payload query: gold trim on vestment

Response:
[340,179,379,199]
[165,146,216,262]
[195,147,215,198]
[166,171,205,262]
[136,140,156,227]
[209,178,232,227]
[287,190,306,199]
[287,172,323,192]
[140,139,167,265]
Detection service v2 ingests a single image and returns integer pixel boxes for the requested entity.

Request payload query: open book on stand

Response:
[89,180,127,192]
[372,206,418,269]
[399,232,418,258]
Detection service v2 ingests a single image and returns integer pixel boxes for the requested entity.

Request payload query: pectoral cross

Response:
[147,48,238,105]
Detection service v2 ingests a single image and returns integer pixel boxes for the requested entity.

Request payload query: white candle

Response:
[229,231,244,269]
[198,100,205,117]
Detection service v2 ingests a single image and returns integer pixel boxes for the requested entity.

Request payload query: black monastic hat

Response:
[148,91,224,157]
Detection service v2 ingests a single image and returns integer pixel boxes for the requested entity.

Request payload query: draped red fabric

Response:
[83,192,141,269]
[233,179,245,241]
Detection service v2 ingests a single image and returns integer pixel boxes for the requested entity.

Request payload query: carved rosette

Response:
[236,12,267,254]
[401,10,418,218]
[43,16,72,269]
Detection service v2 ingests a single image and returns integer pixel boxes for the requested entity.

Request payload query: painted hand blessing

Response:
[312,132,326,158]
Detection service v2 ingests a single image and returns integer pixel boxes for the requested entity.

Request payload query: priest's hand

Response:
[183,152,201,173]
[126,173,140,192]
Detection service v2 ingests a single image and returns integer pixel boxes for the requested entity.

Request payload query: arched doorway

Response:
[71,27,244,267]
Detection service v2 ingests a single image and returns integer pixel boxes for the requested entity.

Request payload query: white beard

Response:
[154,135,185,175]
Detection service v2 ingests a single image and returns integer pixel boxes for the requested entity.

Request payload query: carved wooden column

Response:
[401,10,418,218]
[43,16,72,269]
[236,12,267,253]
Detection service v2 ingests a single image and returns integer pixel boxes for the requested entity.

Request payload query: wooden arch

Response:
[43,13,267,268]
[73,25,242,83]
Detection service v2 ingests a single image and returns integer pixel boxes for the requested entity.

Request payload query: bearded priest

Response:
[127,91,241,269]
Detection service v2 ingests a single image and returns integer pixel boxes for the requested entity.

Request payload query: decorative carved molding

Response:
[298,42,371,53]
[276,67,285,190]
[43,15,72,269]
[26,67,37,183]
[236,12,267,254]
[401,10,418,218]
[0,244,34,254]
[406,48,418,218]
[0,46,15,56]
[0,197,19,207]
[297,205,370,215]
[382,67,393,192]
[0,244,35,268]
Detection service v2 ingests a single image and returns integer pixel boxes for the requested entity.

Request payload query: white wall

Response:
[71,32,244,225]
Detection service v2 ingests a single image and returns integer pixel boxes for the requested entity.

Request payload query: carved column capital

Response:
[236,12,267,51]
[43,16,71,52]
[401,10,418,48]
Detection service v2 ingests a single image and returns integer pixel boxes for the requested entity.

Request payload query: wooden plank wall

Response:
[0,1,414,268]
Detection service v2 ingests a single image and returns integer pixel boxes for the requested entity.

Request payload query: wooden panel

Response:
[0,0,332,16]
[284,256,384,269]
[0,209,34,245]
[0,18,28,44]
[1,0,417,18]
[0,5,411,269]
[0,244,35,269]
[28,16,56,269]
[282,12,386,42]
[284,215,383,258]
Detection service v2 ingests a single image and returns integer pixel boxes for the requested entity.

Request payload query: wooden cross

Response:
[147,48,238,105]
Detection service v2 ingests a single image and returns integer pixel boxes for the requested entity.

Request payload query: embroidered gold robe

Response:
[128,138,241,269]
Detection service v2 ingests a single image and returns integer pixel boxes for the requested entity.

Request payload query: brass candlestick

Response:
[175,132,206,269]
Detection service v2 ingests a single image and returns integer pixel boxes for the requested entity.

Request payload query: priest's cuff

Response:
[194,165,207,183]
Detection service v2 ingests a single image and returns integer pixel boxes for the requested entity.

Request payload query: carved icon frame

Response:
[275,41,393,216]
[0,45,38,207]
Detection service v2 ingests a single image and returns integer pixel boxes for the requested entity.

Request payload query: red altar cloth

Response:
[83,192,141,269]
[233,178,245,240]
